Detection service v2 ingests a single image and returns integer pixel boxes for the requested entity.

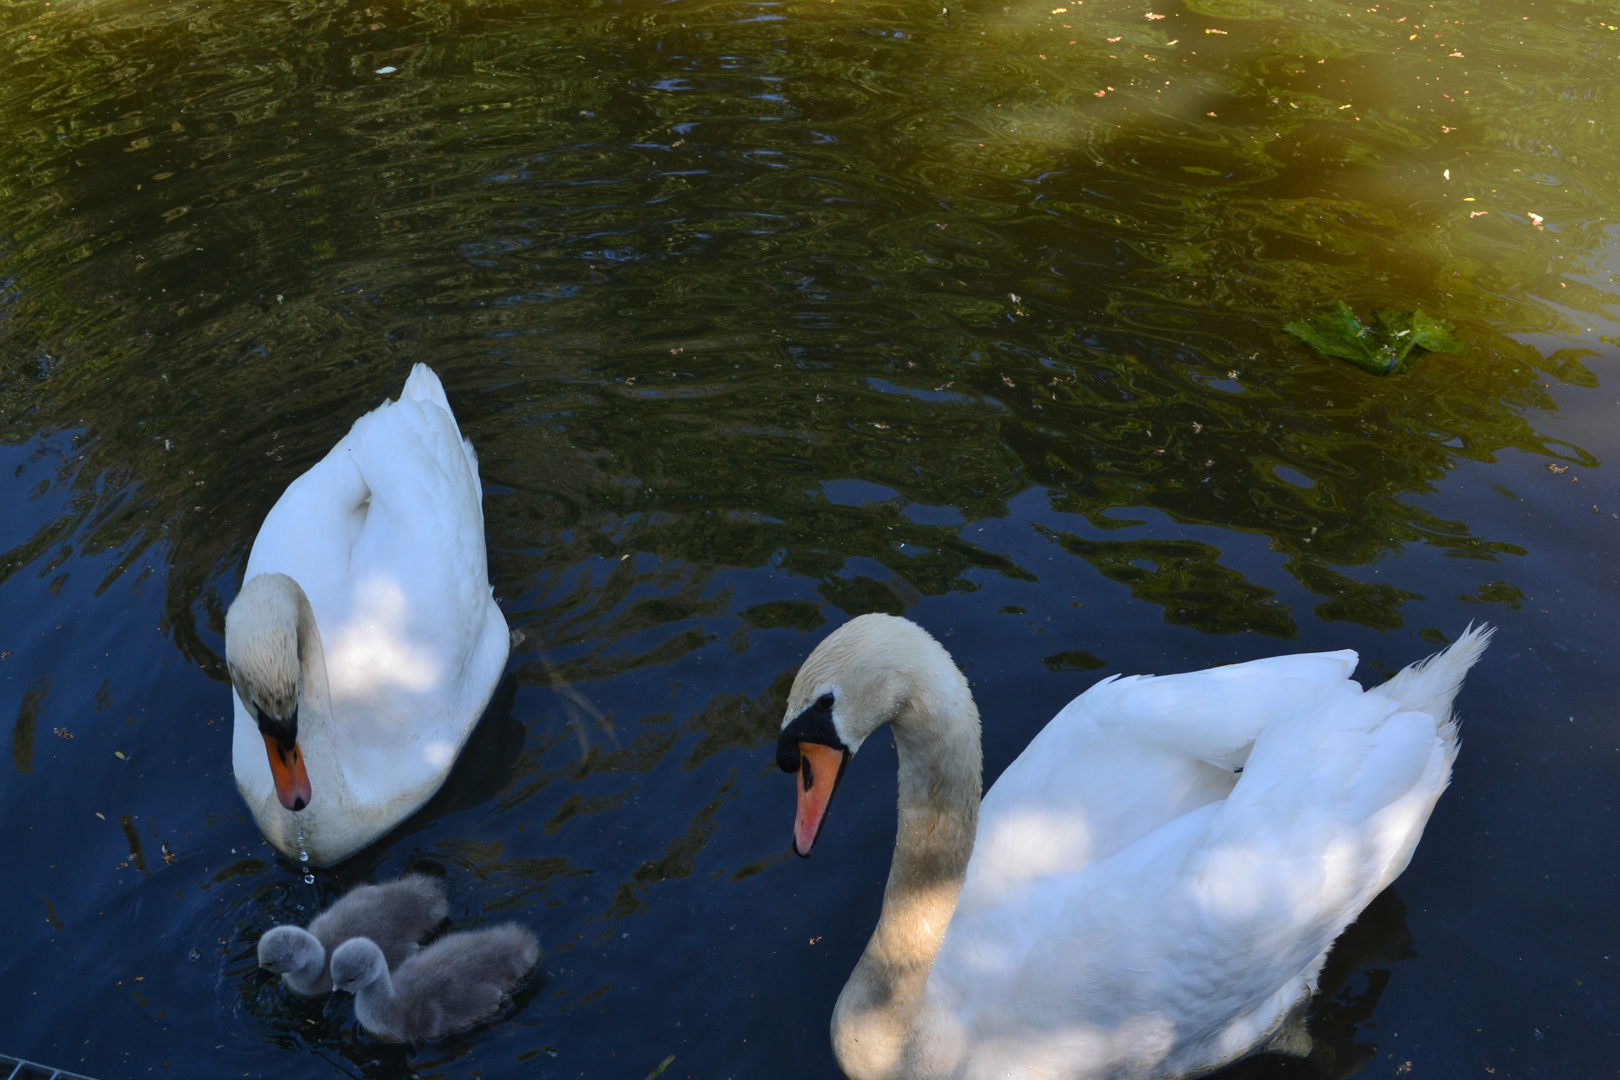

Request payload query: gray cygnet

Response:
[257,873,449,996]
[330,923,540,1042]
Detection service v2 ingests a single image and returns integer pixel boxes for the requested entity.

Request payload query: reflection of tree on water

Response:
[604,778,733,922]
[0,0,1602,667]
[1209,887,1414,1080]
[1038,526,1298,636]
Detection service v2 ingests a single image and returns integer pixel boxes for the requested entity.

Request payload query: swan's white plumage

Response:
[916,627,1489,1080]
[230,364,508,866]
[788,615,1489,1080]
[960,649,1361,913]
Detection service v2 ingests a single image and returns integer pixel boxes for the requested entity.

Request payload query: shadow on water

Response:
[332,671,529,882]
[1209,887,1414,1080]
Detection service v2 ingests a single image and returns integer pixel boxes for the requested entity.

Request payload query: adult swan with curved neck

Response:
[778,614,1490,1080]
[226,364,509,866]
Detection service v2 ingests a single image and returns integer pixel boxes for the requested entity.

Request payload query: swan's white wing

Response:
[1155,692,1456,1074]
[925,648,1471,1080]
[400,361,481,487]
[325,372,507,798]
[244,365,508,801]
[1169,627,1489,998]
[243,446,370,637]
[962,650,1360,914]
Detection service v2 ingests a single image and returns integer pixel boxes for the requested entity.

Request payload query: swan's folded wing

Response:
[331,386,506,726]
[245,447,371,614]
[260,374,508,800]
[1156,691,1457,1073]
[1194,688,1457,941]
[400,362,481,487]
[1072,649,1359,761]
[929,689,1458,1080]
[965,650,1361,909]
[245,368,486,639]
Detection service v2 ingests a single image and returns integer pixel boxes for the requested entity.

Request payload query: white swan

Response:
[776,614,1490,1080]
[226,364,509,867]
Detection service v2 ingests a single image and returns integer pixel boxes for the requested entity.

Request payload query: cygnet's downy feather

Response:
[330,923,540,1042]
[258,873,449,996]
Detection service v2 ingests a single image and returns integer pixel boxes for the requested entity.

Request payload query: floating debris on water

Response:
[1285,301,1465,375]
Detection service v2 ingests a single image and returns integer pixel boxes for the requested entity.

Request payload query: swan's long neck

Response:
[285,966,323,997]
[229,573,344,856]
[290,587,334,751]
[833,663,981,1080]
[286,584,348,841]
[362,967,398,1004]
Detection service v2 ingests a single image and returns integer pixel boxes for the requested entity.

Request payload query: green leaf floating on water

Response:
[1285,301,1466,375]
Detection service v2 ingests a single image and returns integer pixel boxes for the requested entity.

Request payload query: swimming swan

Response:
[258,873,449,996]
[330,923,541,1042]
[777,614,1490,1080]
[226,364,509,866]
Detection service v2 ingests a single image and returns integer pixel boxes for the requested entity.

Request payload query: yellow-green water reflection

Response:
[1,0,1613,645]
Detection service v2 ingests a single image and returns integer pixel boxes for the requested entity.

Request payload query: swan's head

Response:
[257,925,324,983]
[329,937,388,994]
[776,613,949,857]
[226,573,314,812]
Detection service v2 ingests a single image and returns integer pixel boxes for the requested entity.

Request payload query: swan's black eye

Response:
[817,693,835,710]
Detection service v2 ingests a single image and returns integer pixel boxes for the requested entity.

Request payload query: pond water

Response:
[2,0,1618,1076]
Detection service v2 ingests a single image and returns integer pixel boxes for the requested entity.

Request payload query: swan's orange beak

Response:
[262,732,312,812]
[794,742,849,857]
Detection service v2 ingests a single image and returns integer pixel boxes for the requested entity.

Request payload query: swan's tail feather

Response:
[397,363,481,485]
[401,362,452,412]
[1188,633,1488,1014]
[1373,623,1492,737]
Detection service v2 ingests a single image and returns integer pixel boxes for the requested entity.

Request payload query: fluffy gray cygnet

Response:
[329,923,541,1042]
[257,873,449,996]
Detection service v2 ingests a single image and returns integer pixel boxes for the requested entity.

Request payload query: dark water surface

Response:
[3,0,1618,1075]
